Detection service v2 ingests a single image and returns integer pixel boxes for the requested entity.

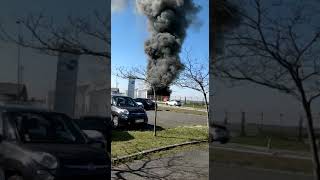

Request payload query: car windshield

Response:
[113,96,137,107]
[9,112,87,144]
[146,99,153,104]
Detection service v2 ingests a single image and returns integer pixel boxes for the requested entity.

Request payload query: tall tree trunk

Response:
[302,100,320,180]
[201,87,209,127]
[203,92,209,125]
[296,79,320,180]
[152,86,157,136]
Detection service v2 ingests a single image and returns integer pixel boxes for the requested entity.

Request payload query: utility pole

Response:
[16,20,22,102]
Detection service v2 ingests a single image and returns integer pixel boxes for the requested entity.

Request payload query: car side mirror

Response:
[210,125,230,144]
[83,130,106,149]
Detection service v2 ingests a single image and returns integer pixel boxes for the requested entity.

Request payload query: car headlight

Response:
[120,109,129,115]
[32,152,58,169]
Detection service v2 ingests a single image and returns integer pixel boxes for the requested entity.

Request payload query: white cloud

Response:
[111,0,129,13]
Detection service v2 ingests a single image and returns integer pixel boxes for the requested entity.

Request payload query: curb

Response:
[112,140,207,164]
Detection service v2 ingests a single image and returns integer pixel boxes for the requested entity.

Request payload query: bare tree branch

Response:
[0,11,110,58]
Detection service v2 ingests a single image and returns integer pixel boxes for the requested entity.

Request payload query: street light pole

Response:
[16,20,22,102]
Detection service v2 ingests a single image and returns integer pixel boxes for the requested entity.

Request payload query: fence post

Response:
[267,137,272,150]
[298,115,303,141]
[259,112,264,134]
[224,110,228,125]
[241,111,246,136]
[279,113,283,133]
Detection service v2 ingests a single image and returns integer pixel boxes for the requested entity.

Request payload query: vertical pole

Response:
[260,112,264,133]
[224,110,228,125]
[241,111,246,136]
[16,20,22,102]
[280,113,283,134]
[299,115,303,141]
[153,86,157,136]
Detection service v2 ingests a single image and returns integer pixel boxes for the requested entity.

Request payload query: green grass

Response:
[230,135,310,152]
[158,106,207,116]
[211,149,313,174]
[111,126,208,158]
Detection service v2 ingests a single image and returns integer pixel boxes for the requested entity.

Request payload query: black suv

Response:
[0,105,110,180]
[134,98,156,111]
[111,95,148,128]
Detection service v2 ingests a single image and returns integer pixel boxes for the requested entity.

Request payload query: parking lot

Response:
[146,110,207,128]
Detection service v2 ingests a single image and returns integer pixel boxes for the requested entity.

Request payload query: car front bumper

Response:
[118,114,148,126]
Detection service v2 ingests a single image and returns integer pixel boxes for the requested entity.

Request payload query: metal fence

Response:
[152,95,207,104]
[213,110,320,137]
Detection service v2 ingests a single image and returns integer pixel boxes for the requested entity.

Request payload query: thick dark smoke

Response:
[147,86,172,97]
[136,0,200,90]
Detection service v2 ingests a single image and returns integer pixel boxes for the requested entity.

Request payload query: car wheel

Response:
[220,138,229,144]
[8,175,23,180]
[113,116,119,129]
[142,122,148,129]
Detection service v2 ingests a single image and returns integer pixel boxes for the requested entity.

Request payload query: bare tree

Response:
[0,11,110,58]
[175,50,209,125]
[213,0,320,178]
[114,66,164,136]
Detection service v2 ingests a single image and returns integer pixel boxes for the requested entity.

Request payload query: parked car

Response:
[166,100,182,106]
[75,116,113,153]
[134,98,156,111]
[111,95,148,128]
[209,124,230,144]
[0,104,110,180]
[135,102,144,109]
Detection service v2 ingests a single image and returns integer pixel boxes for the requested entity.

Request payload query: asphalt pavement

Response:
[211,163,313,180]
[115,110,313,180]
[146,110,207,128]
[111,145,313,180]
[112,149,209,180]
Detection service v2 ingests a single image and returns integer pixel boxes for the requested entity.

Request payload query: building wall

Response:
[0,95,13,102]
[127,78,135,98]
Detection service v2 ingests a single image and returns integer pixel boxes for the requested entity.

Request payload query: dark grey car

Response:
[111,96,148,128]
[0,105,110,180]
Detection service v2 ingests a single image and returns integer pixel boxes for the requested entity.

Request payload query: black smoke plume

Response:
[147,86,172,97]
[136,0,200,90]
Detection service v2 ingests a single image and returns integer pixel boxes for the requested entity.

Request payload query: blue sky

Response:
[111,0,209,99]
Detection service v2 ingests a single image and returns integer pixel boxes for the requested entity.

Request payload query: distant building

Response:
[0,82,28,102]
[54,51,79,117]
[136,88,148,99]
[127,78,135,98]
[49,82,109,118]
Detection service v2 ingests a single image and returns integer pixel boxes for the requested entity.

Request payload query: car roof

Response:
[112,95,133,99]
[80,115,109,119]
[0,104,51,113]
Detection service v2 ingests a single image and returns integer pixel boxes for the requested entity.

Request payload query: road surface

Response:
[112,149,209,180]
[112,145,312,180]
[211,163,313,180]
[146,111,207,128]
